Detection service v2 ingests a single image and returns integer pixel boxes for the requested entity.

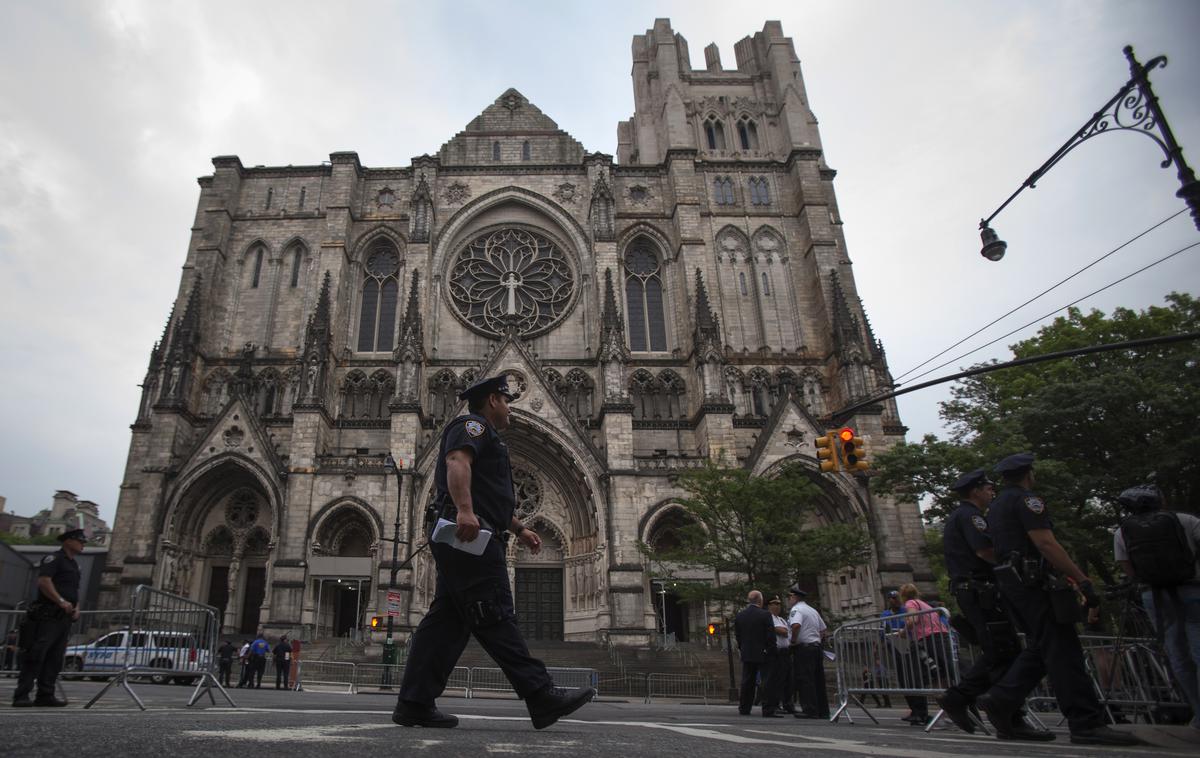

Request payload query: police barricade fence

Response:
[293,660,358,694]
[1080,634,1186,724]
[466,666,596,699]
[830,605,958,726]
[645,672,716,704]
[350,662,469,695]
[83,585,234,709]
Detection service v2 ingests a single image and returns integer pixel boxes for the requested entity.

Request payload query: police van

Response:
[63,629,210,685]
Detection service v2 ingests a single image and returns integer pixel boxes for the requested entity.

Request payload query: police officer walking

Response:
[394,375,595,730]
[12,528,85,707]
[936,469,1048,739]
[977,453,1139,746]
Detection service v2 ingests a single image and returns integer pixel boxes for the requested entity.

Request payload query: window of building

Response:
[250,246,263,288]
[748,176,771,206]
[737,116,759,151]
[624,239,668,352]
[265,187,273,210]
[298,186,307,210]
[739,272,747,296]
[704,116,726,150]
[761,271,771,295]
[493,141,501,161]
[713,176,735,206]
[522,140,531,161]
[289,246,303,288]
[356,242,400,352]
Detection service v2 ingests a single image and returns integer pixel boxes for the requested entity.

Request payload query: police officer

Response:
[394,374,595,730]
[12,528,85,707]
[977,453,1138,746]
[936,469,1048,739]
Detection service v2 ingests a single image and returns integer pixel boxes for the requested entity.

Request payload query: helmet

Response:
[1117,485,1162,512]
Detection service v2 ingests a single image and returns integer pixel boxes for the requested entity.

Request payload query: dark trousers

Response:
[275,658,289,689]
[739,655,779,715]
[251,655,266,687]
[777,651,795,710]
[237,660,249,687]
[986,582,1102,732]
[793,644,829,718]
[399,540,552,707]
[945,586,1022,712]
[218,660,232,688]
[13,614,71,701]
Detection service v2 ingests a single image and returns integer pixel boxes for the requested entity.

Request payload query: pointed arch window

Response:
[761,271,771,295]
[738,272,747,296]
[522,140,531,161]
[704,116,726,150]
[357,242,401,352]
[289,246,303,288]
[748,176,771,205]
[737,116,759,151]
[624,239,668,352]
[492,141,501,161]
[713,176,735,206]
[250,246,264,288]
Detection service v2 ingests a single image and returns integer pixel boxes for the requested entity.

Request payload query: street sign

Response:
[386,590,402,618]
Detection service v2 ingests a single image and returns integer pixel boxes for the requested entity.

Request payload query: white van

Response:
[63,629,211,685]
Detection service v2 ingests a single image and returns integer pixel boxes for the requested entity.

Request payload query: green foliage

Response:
[873,293,1200,584]
[640,460,874,609]
[0,531,60,546]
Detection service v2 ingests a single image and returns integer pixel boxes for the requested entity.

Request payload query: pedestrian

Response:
[273,635,292,690]
[12,528,85,707]
[935,468,1048,738]
[766,596,794,714]
[394,374,595,730]
[976,453,1139,746]
[249,633,269,688]
[895,583,951,726]
[236,639,251,688]
[1113,484,1200,732]
[734,590,778,717]
[787,586,829,719]
[217,639,236,689]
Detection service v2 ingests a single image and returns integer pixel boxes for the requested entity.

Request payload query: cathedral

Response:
[99,19,932,644]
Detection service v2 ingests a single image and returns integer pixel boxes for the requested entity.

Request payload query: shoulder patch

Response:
[1025,496,1045,514]
[971,515,988,532]
[41,555,56,565]
[464,420,485,438]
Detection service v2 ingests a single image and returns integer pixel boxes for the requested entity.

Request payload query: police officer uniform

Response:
[937,469,1027,734]
[979,454,1136,746]
[12,529,84,707]
[395,375,593,730]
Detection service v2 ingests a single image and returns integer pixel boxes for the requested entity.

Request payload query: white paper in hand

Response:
[432,518,492,556]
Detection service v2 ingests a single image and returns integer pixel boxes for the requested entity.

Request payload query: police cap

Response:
[57,528,88,543]
[994,452,1035,476]
[788,585,806,598]
[950,468,994,493]
[458,374,516,402]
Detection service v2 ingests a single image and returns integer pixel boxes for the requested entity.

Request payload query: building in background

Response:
[99,19,932,642]
[0,491,111,546]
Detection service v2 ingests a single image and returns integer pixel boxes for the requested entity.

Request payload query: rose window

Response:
[226,489,259,529]
[448,228,575,337]
[512,467,543,522]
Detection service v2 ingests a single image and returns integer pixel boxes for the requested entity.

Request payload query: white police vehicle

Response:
[63,629,210,685]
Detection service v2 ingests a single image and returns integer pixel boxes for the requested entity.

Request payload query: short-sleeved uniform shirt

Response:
[986,485,1053,560]
[787,601,826,644]
[944,501,995,582]
[435,413,516,533]
[36,548,80,605]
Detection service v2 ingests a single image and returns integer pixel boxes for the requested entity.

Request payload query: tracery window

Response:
[448,228,574,337]
[629,369,687,420]
[623,238,667,352]
[737,117,759,151]
[357,242,400,352]
[704,116,726,150]
[512,466,543,522]
[748,176,771,205]
[747,367,773,417]
[339,369,394,420]
[713,177,735,206]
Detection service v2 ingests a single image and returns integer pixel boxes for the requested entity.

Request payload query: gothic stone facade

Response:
[100,19,932,643]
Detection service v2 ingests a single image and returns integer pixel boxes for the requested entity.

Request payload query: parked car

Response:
[63,628,210,685]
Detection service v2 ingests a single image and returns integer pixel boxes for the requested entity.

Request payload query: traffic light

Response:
[815,432,839,473]
[370,616,383,630]
[706,622,720,637]
[839,427,868,472]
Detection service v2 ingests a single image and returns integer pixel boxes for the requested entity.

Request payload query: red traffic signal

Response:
[839,427,868,471]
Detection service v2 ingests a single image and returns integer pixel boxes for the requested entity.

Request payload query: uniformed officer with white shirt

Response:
[787,586,829,719]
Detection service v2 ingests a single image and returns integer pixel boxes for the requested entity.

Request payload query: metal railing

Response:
[83,586,234,710]
[830,606,960,728]
[645,672,716,704]
[294,660,357,694]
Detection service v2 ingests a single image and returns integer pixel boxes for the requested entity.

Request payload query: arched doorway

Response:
[645,506,701,642]
[309,503,378,639]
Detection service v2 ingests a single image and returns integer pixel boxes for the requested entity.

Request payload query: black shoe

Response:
[976,694,1017,738]
[527,686,595,730]
[33,697,68,707]
[794,712,819,719]
[782,706,797,714]
[1002,724,1056,742]
[12,698,33,708]
[763,711,784,718]
[1069,726,1141,746]
[392,701,459,728]
[935,695,975,734]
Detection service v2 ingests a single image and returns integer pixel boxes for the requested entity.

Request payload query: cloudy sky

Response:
[1,0,1197,526]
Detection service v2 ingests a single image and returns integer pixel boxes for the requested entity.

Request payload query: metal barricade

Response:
[353,662,405,692]
[467,666,595,699]
[83,585,234,710]
[830,606,959,726]
[645,672,714,704]
[1082,634,1186,724]
[294,660,358,694]
[1,609,26,677]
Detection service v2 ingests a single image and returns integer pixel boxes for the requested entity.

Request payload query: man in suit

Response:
[734,589,779,717]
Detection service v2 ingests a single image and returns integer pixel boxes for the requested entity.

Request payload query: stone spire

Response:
[410,173,432,242]
[393,270,425,404]
[157,276,202,406]
[298,271,333,406]
[168,275,203,360]
[692,269,726,401]
[598,268,630,401]
[829,271,864,356]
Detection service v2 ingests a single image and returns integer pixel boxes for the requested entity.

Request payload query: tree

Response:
[873,293,1200,583]
[0,531,60,546]
[640,460,873,611]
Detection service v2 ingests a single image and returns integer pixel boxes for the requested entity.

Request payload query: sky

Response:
[0,0,1197,527]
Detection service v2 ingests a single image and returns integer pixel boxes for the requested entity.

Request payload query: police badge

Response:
[465,420,485,438]
[971,515,988,532]
[1024,496,1045,514]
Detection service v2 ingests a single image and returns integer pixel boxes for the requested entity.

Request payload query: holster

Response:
[1044,572,1082,623]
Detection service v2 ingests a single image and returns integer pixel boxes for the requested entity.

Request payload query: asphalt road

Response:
[3,680,1198,758]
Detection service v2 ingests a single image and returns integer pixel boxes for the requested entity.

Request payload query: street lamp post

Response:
[979,46,1200,260]
[381,453,407,684]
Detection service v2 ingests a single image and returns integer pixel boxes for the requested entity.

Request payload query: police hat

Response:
[951,468,994,493]
[886,590,899,599]
[57,528,88,543]
[994,452,1035,475]
[458,374,516,402]
[788,586,806,598]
